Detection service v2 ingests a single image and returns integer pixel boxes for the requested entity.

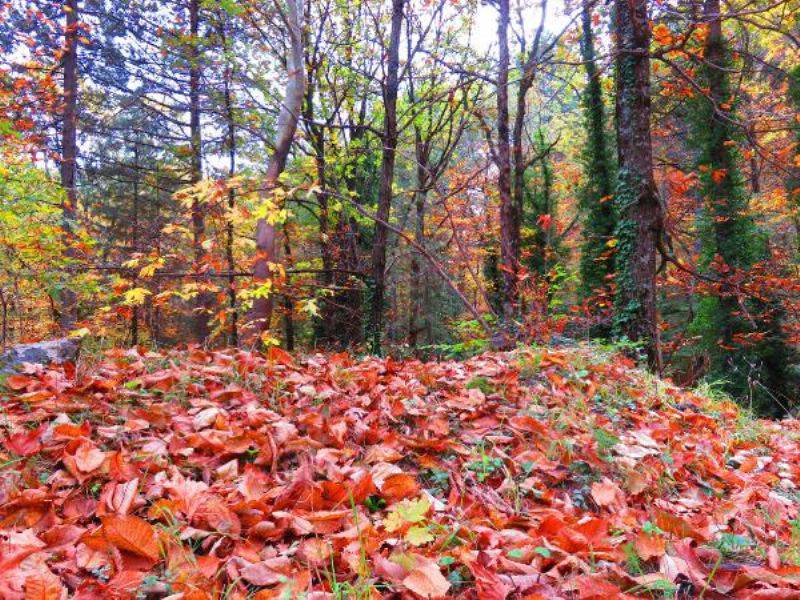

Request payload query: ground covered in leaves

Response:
[1,346,800,599]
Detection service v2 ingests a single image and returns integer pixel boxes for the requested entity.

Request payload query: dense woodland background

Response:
[1,0,799,414]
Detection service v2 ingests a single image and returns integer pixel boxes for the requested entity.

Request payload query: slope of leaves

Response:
[1,345,800,599]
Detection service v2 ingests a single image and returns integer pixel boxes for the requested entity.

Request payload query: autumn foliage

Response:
[1,346,800,598]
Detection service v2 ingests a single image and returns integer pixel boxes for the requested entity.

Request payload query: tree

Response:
[611,0,664,369]
[687,0,792,412]
[187,0,212,343]
[58,0,80,331]
[789,65,800,257]
[494,0,517,321]
[578,0,616,317]
[368,0,404,352]
[245,0,305,344]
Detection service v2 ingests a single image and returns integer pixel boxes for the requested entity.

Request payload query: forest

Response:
[1,0,800,598]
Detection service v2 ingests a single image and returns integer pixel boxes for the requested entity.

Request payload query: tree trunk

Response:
[302,56,334,342]
[511,71,535,269]
[58,0,79,331]
[188,0,210,343]
[368,0,404,353]
[221,19,238,346]
[578,0,616,303]
[496,0,518,320]
[408,130,428,349]
[282,225,295,351]
[612,0,664,370]
[245,0,305,345]
[131,141,140,347]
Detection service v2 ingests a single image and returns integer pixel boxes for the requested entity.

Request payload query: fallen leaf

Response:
[402,555,450,599]
[102,514,159,562]
[591,478,620,508]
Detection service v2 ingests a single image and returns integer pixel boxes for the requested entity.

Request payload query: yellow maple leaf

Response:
[405,525,434,546]
[123,288,152,306]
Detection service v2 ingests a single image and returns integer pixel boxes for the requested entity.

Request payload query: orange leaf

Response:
[739,455,758,473]
[73,443,106,473]
[267,346,294,366]
[5,374,32,391]
[102,514,159,562]
[653,510,705,541]
[634,533,666,561]
[382,473,420,502]
[574,574,623,599]
[24,574,64,600]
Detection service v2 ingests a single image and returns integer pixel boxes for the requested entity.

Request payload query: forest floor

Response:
[1,345,800,599]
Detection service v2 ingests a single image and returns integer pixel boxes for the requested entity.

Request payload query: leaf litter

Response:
[1,345,800,598]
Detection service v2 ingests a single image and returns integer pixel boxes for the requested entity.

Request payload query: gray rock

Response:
[0,338,79,373]
[548,334,576,347]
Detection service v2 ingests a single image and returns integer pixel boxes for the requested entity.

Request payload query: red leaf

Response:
[574,574,623,599]
[5,374,32,391]
[4,425,45,456]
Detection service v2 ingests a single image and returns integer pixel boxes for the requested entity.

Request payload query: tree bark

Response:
[302,49,334,342]
[245,0,305,345]
[188,0,211,343]
[223,35,238,347]
[368,0,404,352]
[496,0,518,320]
[130,141,140,347]
[578,0,617,303]
[58,0,79,331]
[408,130,429,349]
[612,0,664,370]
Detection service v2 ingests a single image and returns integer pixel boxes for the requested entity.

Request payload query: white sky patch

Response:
[471,0,573,54]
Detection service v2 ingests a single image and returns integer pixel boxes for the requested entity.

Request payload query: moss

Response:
[578,3,617,315]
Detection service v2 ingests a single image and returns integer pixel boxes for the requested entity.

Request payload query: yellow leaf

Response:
[385,496,430,533]
[123,288,152,306]
[300,298,319,318]
[405,525,434,546]
[138,259,164,278]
